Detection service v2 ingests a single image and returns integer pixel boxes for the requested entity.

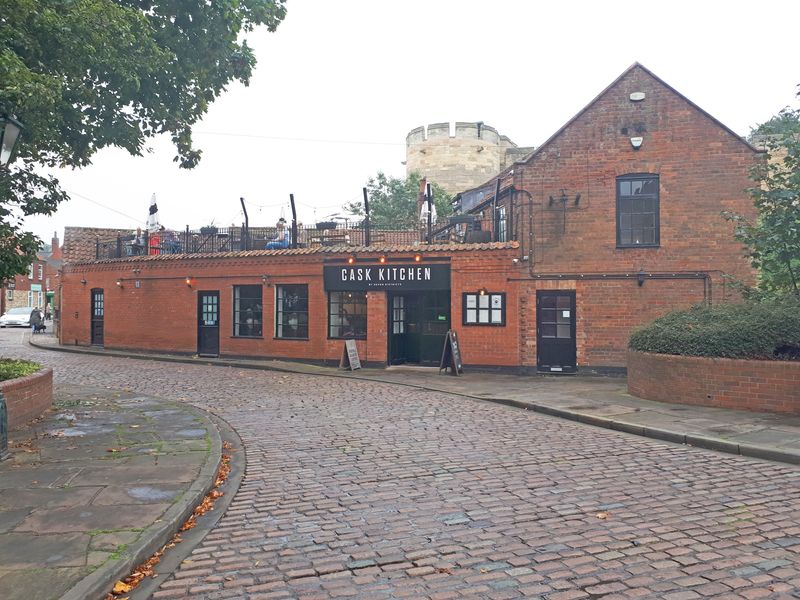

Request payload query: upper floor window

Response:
[38,265,43,280]
[276,284,309,339]
[27,265,33,279]
[617,174,659,247]
[233,285,262,337]
[496,206,508,242]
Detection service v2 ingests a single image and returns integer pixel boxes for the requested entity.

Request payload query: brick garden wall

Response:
[627,351,800,415]
[1,368,53,430]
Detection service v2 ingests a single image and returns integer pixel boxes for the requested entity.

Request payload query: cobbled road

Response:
[2,331,799,599]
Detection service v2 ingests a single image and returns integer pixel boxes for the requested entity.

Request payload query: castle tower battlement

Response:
[405,122,532,196]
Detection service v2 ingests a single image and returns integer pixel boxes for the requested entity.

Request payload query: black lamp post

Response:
[0,115,23,168]
[0,115,22,460]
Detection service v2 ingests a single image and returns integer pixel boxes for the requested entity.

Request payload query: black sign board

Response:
[339,339,362,370]
[324,264,450,292]
[439,330,463,376]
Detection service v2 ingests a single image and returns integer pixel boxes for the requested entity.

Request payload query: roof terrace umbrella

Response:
[146,194,161,233]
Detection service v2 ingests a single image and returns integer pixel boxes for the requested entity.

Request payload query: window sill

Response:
[616,244,660,249]
[230,336,263,340]
[328,337,367,341]
[273,337,310,342]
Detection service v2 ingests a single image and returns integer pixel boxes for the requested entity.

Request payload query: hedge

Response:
[628,300,800,360]
[0,359,41,382]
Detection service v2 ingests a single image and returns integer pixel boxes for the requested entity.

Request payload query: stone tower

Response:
[405,122,533,196]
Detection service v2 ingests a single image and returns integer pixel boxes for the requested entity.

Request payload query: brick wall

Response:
[60,247,523,368]
[517,277,707,369]
[510,64,758,288]
[1,368,53,430]
[628,351,800,416]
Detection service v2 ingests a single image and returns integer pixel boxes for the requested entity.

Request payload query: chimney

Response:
[50,231,62,260]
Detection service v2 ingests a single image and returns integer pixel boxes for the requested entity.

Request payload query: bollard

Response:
[0,392,8,460]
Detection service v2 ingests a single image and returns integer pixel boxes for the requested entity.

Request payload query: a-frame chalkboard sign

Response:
[339,339,362,370]
[438,329,463,376]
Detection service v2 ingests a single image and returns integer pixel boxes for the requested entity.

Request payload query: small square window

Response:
[329,291,367,339]
[462,293,505,326]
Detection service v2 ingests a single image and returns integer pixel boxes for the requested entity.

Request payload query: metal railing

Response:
[94,210,520,260]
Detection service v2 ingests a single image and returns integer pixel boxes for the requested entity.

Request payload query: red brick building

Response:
[58,64,759,373]
[1,233,62,318]
[455,63,759,372]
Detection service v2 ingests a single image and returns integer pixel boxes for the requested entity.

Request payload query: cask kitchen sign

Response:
[324,264,450,291]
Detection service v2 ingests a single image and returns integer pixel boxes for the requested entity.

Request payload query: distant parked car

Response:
[0,306,35,328]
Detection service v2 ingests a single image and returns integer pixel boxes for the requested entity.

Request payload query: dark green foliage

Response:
[346,171,453,229]
[0,358,40,382]
[629,301,800,360]
[725,105,800,299]
[749,107,800,138]
[0,0,287,280]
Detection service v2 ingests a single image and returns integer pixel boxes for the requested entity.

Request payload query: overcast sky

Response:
[25,0,800,243]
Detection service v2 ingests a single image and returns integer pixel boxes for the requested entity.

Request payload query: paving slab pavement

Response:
[0,384,221,600]
[30,335,800,465]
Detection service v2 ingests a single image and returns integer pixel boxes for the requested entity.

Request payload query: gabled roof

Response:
[457,62,763,204]
[519,62,762,166]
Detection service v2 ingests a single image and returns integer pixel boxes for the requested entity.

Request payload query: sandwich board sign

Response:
[439,330,463,375]
[339,339,362,370]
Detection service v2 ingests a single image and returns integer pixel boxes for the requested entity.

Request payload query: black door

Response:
[197,291,220,357]
[389,291,450,366]
[90,289,104,346]
[536,290,576,373]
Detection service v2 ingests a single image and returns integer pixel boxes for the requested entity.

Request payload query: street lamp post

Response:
[0,115,22,460]
[0,115,23,168]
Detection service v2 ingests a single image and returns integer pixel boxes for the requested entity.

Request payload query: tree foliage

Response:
[345,171,453,229]
[749,107,800,139]
[0,0,287,281]
[725,105,800,299]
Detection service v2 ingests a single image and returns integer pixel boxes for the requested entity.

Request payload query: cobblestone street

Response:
[2,331,799,599]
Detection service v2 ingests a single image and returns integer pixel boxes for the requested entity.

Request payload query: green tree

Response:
[0,0,287,281]
[726,105,800,299]
[346,171,453,229]
[749,107,800,139]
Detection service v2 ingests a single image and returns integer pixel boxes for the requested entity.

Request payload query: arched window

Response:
[616,174,659,247]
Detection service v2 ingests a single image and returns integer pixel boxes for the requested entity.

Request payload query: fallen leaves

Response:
[106,450,233,598]
[106,447,129,453]
[595,511,609,519]
[112,582,132,594]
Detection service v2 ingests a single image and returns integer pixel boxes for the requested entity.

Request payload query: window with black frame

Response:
[463,292,505,326]
[617,174,659,247]
[496,205,508,242]
[233,285,262,337]
[276,284,309,339]
[328,291,367,339]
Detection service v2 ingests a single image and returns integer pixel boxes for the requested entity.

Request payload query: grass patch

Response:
[0,358,40,382]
